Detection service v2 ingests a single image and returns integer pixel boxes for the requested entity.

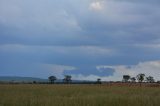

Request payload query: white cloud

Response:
[89,1,103,11]
[41,64,76,78]
[98,60,160,81]
[71,74,118,81]
[71,60,160,81]
[72,74,102,81]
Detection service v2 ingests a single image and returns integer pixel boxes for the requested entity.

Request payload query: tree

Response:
[33,81,37,84]
[146,76,155,83]
[63,75,72,84]
[130,77,136,83]
[96,78,102,84]
[136,74,145,83]
[122,75,130,82]
[136,73,145,86]
[48,76,57,84]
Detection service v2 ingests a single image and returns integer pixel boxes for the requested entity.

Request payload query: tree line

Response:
[0,74,158,85]
[48,73,156,84]
[48,75,102,84]
[48,75,72,84]
[122,73,155,83]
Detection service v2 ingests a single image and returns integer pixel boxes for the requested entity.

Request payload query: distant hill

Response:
[0,76,48,82]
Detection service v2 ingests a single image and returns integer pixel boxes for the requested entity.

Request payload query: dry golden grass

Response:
[0,84,160,106]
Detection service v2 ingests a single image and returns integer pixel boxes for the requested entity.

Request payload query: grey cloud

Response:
[0,0,160,78]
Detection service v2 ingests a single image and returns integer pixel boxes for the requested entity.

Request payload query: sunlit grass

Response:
[0,84,160,106]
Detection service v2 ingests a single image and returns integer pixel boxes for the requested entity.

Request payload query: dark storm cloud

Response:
[0,0,160,79]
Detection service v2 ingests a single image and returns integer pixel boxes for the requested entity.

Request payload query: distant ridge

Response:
[0,76,47,82]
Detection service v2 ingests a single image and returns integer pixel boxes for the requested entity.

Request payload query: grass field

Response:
[0,84,160,106]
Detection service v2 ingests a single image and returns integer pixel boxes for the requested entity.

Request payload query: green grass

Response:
[0,84,160,106]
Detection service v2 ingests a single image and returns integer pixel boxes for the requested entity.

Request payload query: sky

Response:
[0,0,160,81]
